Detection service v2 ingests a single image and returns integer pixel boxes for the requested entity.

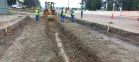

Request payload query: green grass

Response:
[9,11,15,15]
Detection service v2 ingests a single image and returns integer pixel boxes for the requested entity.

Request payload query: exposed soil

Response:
[54,17,139,62]
[0,10,139,62]
[0,16,63,62]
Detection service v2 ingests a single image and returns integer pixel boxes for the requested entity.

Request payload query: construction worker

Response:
[71,8,75,22]
[81,6,84,18]
[61,7,65,23]
[35,7,39,21]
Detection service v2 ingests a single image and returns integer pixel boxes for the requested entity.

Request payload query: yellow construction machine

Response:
[44,1,55,15]
[40,1,58,18]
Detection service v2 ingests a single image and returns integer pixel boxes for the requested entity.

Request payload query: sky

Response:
[39,0,81,8]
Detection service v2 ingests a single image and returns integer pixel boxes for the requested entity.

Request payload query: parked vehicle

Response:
[16,6,22,9]
[11,5,22,9]
[11,5,18,9]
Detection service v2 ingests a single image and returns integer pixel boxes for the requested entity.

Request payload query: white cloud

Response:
[39,0,81,8]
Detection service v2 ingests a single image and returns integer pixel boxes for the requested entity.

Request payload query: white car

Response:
[11,5,22,9]
[16,6,22,9]
[11,5,18,9]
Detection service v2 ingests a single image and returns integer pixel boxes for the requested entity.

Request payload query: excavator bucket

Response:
[48,15,55,21]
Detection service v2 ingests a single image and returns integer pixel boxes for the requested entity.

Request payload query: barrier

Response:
[56,10,139,25]
[120,11,139,25]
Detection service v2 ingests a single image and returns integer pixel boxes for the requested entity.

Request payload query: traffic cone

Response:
[111,13,114,19]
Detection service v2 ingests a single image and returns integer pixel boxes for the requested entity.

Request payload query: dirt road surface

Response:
[0,10,139,62]
[0,16,63,62]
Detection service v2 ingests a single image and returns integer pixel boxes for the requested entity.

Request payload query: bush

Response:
[9,11,15,15]
[22,7,26,10]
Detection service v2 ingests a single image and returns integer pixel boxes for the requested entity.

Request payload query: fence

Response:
[56,10,139,24]
[120,11,139,25]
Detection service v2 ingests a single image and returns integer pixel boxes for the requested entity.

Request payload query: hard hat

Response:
[37,7,39,10]
[72,7,74,10]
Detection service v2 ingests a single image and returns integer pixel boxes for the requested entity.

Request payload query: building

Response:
[7,0,24,7]
[0,0,9,14]
[7,0,16,6]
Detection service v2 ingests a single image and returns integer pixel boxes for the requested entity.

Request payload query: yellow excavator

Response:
[45,1,55,15]
[40,1,58,18]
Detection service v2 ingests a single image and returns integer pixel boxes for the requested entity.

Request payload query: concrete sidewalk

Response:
[10,10,44,18]
[65,13,139,34]
[0,14,27,29]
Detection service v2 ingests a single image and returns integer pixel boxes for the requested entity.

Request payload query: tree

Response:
[133,0,139,10]
[92,0,102,10]
[106,0,114,11]
[121,0,134,10]
[82,0,102,10]
[23,0,40,8]
[82,0,139,11]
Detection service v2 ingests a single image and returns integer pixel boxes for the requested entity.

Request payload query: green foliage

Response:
[9,11,15,15]
[22,7,26,9]
[122,0,134,10]
[82,0,104,10]
[107,0,114,11]
[23,0,40,8]
[133,0,139,10]
[82,0,139,11]
[92,0,102,10]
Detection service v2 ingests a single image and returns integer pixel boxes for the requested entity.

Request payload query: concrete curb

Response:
[0,15,30,39]
[9,9,35,13]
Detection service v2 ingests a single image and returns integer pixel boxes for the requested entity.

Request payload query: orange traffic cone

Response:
[111,13,114,19]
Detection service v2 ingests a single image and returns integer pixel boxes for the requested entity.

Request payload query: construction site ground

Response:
[63,12,139,34]
[0,10,139,62]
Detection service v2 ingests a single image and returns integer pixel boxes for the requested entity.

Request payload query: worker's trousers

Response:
[81,12,83,18]
[61,15,65,23]
[36,15,39,21]
[71,15,74,22]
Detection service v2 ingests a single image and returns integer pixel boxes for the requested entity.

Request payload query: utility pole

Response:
[38,0,40,7]
[113,0,115,11]
[68,0,69,10]
[35,0,36,9]
[77,3,78,9]
[106,1,107,11]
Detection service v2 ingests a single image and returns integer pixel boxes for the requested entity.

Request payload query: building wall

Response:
[0,0,9,15]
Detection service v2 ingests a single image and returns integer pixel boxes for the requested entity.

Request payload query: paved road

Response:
[60,12,139,34]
